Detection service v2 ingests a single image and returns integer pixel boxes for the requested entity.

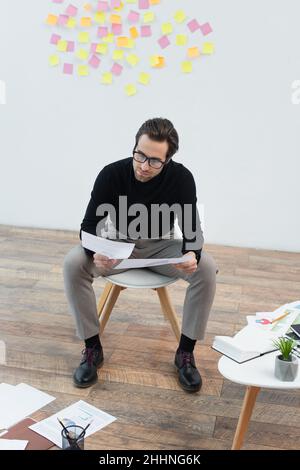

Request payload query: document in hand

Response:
[81,231,135,259]
[212,326,277,363]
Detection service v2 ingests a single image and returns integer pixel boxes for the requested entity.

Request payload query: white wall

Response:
[1,0,300,251]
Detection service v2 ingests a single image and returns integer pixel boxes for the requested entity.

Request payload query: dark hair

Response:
[134,118,179,160]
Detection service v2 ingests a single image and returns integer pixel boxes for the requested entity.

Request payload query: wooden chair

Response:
[97,269,181,341]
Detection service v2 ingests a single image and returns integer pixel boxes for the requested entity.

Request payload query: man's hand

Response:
[93,253,119,270]
[172,252,197,275]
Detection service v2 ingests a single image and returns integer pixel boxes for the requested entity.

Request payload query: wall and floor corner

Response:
[0,0,300,252]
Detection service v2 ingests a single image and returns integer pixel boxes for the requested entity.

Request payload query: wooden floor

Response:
[1,224,300,450]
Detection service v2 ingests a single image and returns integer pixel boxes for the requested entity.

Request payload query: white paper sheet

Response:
[113,254,193,269]
[29,400,116,448]
[0,439,28,450]
[81,231,135,259]
[0,383,55,429]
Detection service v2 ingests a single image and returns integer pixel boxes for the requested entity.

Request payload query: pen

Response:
[57,417,72,442]
[271,311,290,324]
[77,420,93,441]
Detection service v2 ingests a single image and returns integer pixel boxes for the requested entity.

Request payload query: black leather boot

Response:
[174,349,202,393]
[73,346,104,388]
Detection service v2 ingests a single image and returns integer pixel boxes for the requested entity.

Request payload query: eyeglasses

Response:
[132,150,167,169]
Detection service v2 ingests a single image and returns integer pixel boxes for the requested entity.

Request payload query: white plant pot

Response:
[274,354,298,381]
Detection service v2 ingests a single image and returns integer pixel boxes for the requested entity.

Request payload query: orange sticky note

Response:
[116,36,129,47]
[80,17,92,27]
[149,0,160,4]
[187,46,200,58]
[150,55,164,67]
[110,14,122,24]
[46,14,58,26]
[129,26,139,39]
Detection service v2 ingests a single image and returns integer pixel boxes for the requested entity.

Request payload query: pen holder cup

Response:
[61,425,85,450]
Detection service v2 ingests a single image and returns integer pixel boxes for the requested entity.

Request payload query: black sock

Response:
[178,334,196,353]
[85,334,101,350]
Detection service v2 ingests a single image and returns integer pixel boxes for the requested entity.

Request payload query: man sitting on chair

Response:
[63,117,217,393]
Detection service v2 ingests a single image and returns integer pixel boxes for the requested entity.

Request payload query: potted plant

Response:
[273,336,298,381]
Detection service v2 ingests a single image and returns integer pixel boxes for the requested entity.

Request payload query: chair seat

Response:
[104,268,178,289]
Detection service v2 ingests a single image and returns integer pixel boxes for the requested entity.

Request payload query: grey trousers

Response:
[63,238,217,342]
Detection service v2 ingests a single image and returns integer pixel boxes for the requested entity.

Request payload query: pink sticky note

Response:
[65,4,78,16]
[140,25,151,37]
[200,22,213,36]
[187,19,200,33]
[98,26,109,37]
[89,54,101,68]
[97,0,109,11]
[52,0,64,3]
[111,23,122,35]
[111,0,121,8]
[139,0,149,9]
[128,10,139,23]
[67,40,75,52]
[90,43,98,53]
[63,63,73,75]
[50,33,61,45]
[158,35,170,49]
[58,14,69,25]
[111,62,123,76]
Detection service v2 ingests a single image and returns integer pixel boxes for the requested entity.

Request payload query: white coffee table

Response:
[218,350,300,450]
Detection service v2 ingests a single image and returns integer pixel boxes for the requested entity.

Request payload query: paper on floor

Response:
[0,439,28,450]
[0,383,55,429]
[29,400,116,448]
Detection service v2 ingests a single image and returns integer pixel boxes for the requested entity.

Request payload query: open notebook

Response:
[212,326,277,363]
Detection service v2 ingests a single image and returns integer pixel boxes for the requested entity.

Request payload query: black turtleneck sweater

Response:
[80,157,204,258]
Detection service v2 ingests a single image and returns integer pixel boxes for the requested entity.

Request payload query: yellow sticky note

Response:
[138,72,150,85]
[110,14,122,24]
[127,38,135,48]
[101,72,113,84]
[187,46,200,58]
[80,17,92,27]
[176,34,187,46]
[76,48,89,60]
[174,10,186,23]
[84,3,92,11]
[202,42,214,54]
[143,12,155,23]
[78,65,89,76]
[78,32,90,43]
[125,84,137,96]
[150,0,160,4]
[150,55,159,67]
[103,33,114,43]
[126,53,139,66]
[181,61,192,73]
[94,12,106,24]
[46,14,58,26]
[116,36,129,47]
[96,43,108,54]
[57,40,68,52]
[67,17,76,28]
[129,26,139,39]
[113,49,124,60]
[161,22,172,35]
[125,0,137,3]
[114,1,124,10]
[49,55,60,66]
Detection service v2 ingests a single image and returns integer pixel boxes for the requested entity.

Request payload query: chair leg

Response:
[156,287,181,342]
[97,282,113,319]
[99,284,124,335]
